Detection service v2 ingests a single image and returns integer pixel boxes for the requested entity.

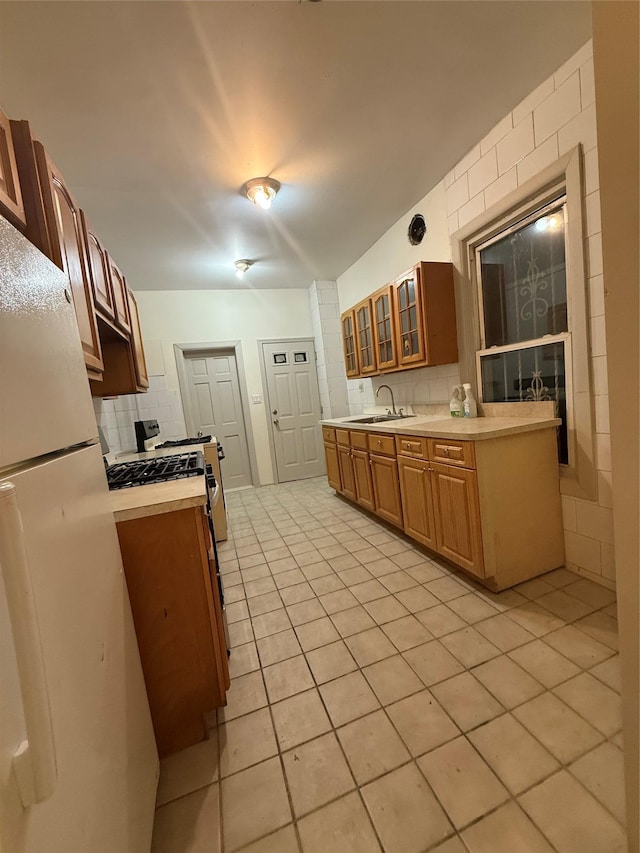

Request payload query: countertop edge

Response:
[320,415,562,441]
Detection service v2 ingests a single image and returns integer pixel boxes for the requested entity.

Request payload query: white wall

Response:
[309,280,349,418]
[130,289,314,485]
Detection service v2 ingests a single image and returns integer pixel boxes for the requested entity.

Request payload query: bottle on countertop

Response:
[449,386,464,418]
[463,383,478,418]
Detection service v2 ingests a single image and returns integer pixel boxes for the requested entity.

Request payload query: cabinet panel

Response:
[355,298,377,375]
[337,444,356,501]
[81,211,114,321]
[393,266,425,367]
[34,142,103,377]
[431,462,484,576]
[352,448,375,511]
[127,289,149,390]
[341,309,359,378]
[372,285,397,371]
[428,438,475,468]
[349,430,368,451]
[367,432,396,457]
[108,254,131,335]
[322,426,336,443]
[396,435,429,459]
[398,455,437,549]
[0,107,25,228]
[336,428,351,447]
[324,441,342,492]
[370,453,403,527]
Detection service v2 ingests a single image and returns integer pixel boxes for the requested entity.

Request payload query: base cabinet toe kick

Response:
[322,424,565,591]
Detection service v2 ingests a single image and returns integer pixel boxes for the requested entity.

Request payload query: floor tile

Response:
[505,601,565,637]
[553,671,622,735]
[575,611,619,650]
[286,598,326,626]
[218,670,267,722]
[440,626,502,668]
[589,653,622,693]
[508,639,581,687]
[338,709,410,784]
[460,800,554,853]
[473,654,545,708]
[239,553,267,570]
[429,838,467,853]
[305,639,357,683]
[394,585,440,613]
[380,570,419,593]
[337,565,374,586]
[537,589,595,622]
[221,758,291,852]
[446,593,499,624]
[468,713,559,794]
[345,627,397,666]
[274,568,307,589]
[229,642,260,679]
[569,742,627,824]
[219,707,278,777]
[415,604,466,637]
[228,619,255,648]
[236,825,298,853]
[225,584,247,604]
[301,560,333,580]
[387,690,459,757]
[431,671,504,731]
[363,654,424,705]
[294,615,341,651]
[226,600,250,624]
[244,577,278,599]
[251,608,292,639]
[513,692,604,763]
[271,688,332,751]
[403,639,465,686]
[269,556,299,574]
[418,736,509,830]
[425,576,469,602]
[361,762,452,853]
[297,791,381,853]
[280,582,316,606]
[519,770,627,853]
[330,605,376,637]
[282,732,355,818]
[319,588,359,615]
[256,628,302,667]
[241,565,270,583]
[544,624,614,668]
[514,577,556,600]
[406,562,445,583]
[564,578,617,609]
[248,591,284,618]
[474,613,535,652]
[381,615,433,651]
[152,783,220,853]
[544,567,581,588]
[157,737,219,806]
[262,655,315,703]
[319,670,381,727]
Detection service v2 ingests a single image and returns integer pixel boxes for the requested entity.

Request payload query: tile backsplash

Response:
[93,375,186,455]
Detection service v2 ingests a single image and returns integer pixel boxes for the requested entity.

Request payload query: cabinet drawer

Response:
[336,428,351,447]
[396,435,428,458]
[322,426,336,443]
[367,432,396,457]
[428,438,475,468]
[350,430,369,450]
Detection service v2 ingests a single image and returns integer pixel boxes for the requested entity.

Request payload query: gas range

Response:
[106,451,206,490]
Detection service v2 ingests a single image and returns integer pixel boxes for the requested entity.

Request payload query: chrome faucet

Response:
[376,384,397,415]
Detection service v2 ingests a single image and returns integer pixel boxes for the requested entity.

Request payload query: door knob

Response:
[272,409,278,415]
[273,418,280,426]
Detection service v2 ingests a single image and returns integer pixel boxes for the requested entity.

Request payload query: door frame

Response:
[258,337,322,485]
[174,341,258,487]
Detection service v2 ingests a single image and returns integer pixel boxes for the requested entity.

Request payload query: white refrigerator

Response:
[0,217,158,852]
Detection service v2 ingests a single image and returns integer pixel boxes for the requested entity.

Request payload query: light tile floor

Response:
[151,477,627,853]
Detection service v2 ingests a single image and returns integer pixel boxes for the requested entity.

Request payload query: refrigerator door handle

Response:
[0,482,57,806]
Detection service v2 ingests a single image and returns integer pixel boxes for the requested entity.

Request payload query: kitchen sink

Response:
[346,415,417,424]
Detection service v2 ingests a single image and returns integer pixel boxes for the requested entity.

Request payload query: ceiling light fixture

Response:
[243,177,281,210]
[234,259,254,279]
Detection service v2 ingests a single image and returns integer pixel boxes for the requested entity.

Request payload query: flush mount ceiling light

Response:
[242,177,281,210]
[234,258,254,279]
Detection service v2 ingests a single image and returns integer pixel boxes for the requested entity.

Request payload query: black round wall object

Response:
[408,214,426,246]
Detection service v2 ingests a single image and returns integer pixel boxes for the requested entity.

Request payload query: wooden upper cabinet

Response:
[393,265,426,367]
[127,289,149,390]
[80,211,115,322]
[341,309,359,378]
[0,107,25,228]
[107,254,131,335]
[355,298,377,375]
[372,285,397,371]
[420,261,459,366]
[33,142,103,378]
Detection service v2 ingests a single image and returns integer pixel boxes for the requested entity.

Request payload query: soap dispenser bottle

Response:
[449,386,464,418]
[462,383,478,418]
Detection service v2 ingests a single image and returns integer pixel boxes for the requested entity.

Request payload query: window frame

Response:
[450,145,597,501]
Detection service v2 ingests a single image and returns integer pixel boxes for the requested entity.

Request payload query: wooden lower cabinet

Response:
[397,455,437,550]
[352,448,375,511]
[115,505,229,757]
[430,462,484,577]
[323,441,342,492]
[370,452,403,528]
[337,444,356,501]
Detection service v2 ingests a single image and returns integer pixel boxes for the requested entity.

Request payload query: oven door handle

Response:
[209,482,220,508]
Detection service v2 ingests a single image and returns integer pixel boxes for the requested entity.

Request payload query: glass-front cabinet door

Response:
[372,285,397,371]
[355,298,377,375]
[393,266,425,366]
[341,309,359,378]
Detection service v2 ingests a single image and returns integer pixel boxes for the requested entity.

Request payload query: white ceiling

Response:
[0,1,591,291]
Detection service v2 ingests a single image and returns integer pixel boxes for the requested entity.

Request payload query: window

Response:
[476,198,570,464]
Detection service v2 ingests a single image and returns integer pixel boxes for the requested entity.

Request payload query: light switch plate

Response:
[252,394,262,404]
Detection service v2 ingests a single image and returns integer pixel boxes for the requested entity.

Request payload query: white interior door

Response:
[184,350,252,489]
[262,340,325,483]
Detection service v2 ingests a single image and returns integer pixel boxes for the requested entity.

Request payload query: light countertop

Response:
[320,414,561,440]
